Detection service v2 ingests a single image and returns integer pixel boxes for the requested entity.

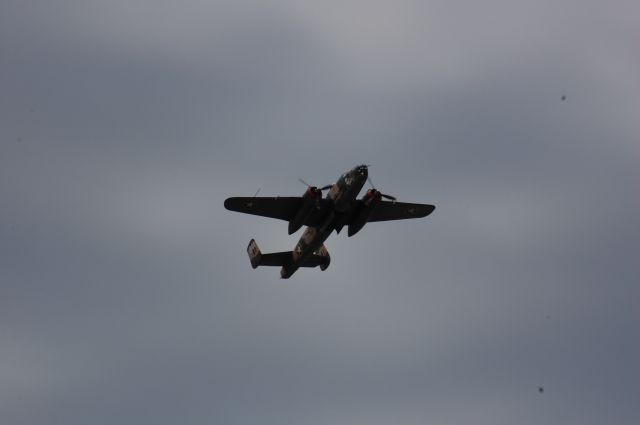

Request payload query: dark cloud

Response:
[1,1,639,424]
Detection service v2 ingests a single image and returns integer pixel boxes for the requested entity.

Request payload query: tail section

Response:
[247,239,330,278]
[247,239,293,268]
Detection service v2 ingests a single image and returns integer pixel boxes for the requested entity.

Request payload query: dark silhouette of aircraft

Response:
[224,165,435,278]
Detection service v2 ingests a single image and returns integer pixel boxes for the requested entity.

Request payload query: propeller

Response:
[298,178,332,191]
[366,175,396,201]
[245,187,261,208]
[298,177,314,188]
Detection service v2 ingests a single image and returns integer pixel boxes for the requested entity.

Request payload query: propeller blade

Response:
[298,177,312,188]
[367,175,375,189]
[366,170,395,200]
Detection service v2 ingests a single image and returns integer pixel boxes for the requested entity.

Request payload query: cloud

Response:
[1,0,639,424]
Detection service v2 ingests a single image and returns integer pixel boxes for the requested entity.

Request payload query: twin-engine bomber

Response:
[224,165,435,278]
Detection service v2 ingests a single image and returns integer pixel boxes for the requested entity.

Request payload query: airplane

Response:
[224,165,435,278]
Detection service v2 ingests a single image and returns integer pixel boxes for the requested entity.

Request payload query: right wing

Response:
[252,251,328,268]
[367,201,435,222]
[224,197,331,226]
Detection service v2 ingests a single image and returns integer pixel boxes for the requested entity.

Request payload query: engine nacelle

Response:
[347,189,382,237]
[288,187,322,234]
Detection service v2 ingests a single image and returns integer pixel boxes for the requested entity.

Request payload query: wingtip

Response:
[426,204,435,216]
[419,204,435,218]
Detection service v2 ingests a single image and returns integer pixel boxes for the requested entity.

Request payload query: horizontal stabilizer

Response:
[247,239,292,268]
[246,240,330,271]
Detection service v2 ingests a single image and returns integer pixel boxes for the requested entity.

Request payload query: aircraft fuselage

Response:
[280,165,368,278]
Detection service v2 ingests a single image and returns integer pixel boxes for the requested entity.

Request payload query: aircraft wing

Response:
[224,197,331,226]
[367,201,435,222]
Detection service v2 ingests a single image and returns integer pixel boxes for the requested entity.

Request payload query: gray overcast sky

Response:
[1,0,639,424]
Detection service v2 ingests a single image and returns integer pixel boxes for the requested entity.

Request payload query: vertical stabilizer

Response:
[247,239,262,269]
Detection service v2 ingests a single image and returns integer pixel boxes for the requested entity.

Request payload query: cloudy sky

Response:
[1,0,639,424]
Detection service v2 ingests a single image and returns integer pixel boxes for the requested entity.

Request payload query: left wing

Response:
[224,197,331,226]
[367,201,435,222]
[224,197,302,221]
